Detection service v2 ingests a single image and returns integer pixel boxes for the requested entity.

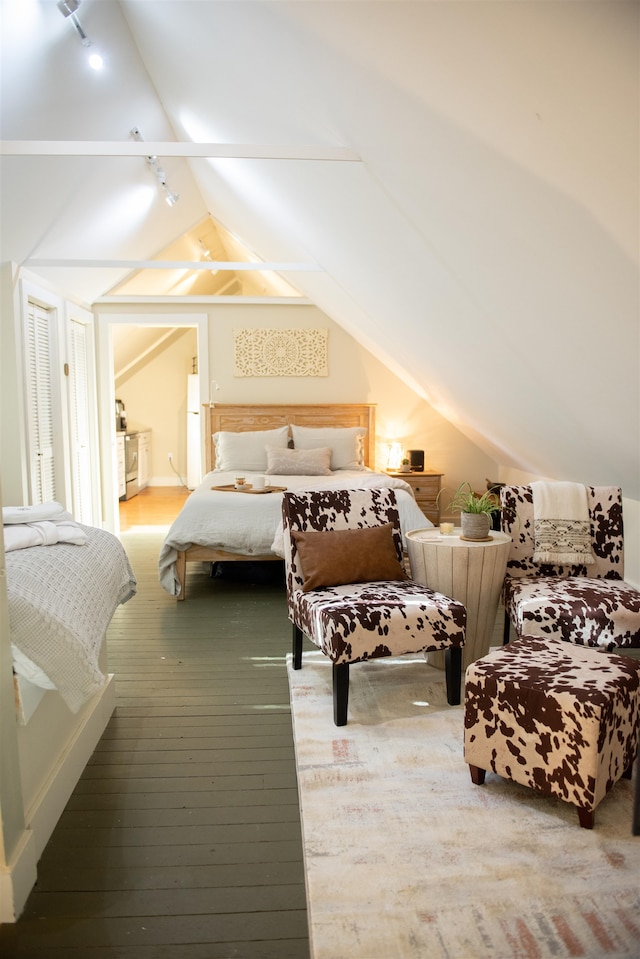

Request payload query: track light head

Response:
[57,0,103,66]
[57,0,80,16]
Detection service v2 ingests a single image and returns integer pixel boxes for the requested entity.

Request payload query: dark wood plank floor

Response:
[0,491,309,958]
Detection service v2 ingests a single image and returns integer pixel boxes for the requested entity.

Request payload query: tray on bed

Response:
[210,484,287,494]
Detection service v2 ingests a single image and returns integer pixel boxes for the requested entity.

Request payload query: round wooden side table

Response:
[406,527,512,670]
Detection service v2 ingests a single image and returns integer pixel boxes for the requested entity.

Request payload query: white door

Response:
[22,289,100,523]
[67,313,100,524]
[24,301,58,504]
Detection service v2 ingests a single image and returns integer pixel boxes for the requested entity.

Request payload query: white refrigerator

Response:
[187,374,202,489]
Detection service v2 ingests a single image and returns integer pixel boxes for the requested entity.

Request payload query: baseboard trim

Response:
[0,828,37,923]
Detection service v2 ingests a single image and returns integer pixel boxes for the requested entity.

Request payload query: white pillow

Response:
[290,425,367,470]
[265,446,332,476]
[213,426,289,471]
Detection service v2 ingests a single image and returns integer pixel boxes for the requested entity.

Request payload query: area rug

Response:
[287,651,640,959]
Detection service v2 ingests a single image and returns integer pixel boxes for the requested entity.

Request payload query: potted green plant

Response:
[438,482,500,540]
[399,457,411,473]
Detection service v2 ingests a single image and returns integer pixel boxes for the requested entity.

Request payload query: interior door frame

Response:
[64,301,102,525]
[95,311,209,534]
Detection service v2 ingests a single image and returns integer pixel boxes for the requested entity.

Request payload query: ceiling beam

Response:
[0,140,360,162]
[26,259,324,271]
[94,296,312,305]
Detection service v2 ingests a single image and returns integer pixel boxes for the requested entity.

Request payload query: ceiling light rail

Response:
[131,127,179,206]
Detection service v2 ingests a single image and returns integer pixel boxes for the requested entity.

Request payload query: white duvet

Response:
[158,469,433,596]
[8,526,137,712]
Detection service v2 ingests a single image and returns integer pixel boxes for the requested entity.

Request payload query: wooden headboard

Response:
[204,403,376,473]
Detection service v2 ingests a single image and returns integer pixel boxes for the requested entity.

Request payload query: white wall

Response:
[101,301,499,495]
[0,263,31,506]
[211,303,499,495]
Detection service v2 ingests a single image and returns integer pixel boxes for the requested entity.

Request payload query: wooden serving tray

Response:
[210,484,287,495]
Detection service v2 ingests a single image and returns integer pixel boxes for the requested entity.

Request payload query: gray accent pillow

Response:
[265,446,332,476]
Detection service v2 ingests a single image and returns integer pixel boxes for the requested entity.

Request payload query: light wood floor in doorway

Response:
[0,489,309,958]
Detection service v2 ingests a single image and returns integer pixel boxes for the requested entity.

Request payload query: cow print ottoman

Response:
[463,636,640,828]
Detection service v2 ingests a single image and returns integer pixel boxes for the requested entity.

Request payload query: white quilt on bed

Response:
[158,469,433,596]
[7,525,137,713]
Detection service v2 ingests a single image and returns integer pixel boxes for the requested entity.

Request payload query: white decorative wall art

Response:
[234,328,328,377]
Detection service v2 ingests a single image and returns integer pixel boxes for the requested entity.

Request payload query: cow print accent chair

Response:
[464,637,640,828]
[281,488,466,725]
[500,486,640,651]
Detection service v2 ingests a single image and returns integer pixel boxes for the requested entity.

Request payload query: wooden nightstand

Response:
[386,471,443,525]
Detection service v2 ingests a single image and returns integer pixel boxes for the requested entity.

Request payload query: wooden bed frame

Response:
[174,403,376,600]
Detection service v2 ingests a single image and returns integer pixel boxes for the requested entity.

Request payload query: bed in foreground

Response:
[8,523,136,716]
[2,515,136,920]
[159,403,433,600]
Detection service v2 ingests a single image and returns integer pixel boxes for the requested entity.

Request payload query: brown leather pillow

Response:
[291,523,408,592]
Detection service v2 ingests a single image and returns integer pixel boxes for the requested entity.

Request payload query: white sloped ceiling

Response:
[1,0,638,496]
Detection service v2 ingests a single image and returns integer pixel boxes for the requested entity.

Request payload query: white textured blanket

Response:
[531,481,595,566]
[7,525,137,712]
[158,469,432,595]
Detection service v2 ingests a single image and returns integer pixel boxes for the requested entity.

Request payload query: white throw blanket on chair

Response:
[531,481,595,566]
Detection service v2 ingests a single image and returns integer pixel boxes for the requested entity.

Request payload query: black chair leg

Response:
[333,662,349,726]
[503,608,511,645]
[444,646,462,706]
[292,624,303,670]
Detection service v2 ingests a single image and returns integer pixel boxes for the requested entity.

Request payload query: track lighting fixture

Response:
[57,0,103,70]
[131,127,180,207]
[197,239,218,274]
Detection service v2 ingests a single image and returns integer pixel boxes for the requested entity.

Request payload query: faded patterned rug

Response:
[287,651,640,959]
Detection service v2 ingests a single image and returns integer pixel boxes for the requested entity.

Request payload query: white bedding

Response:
[158,469,433,596]
[7,525,137,712]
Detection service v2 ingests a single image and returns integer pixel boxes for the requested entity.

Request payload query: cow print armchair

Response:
[281,487,466,725]
[500,485,640,651]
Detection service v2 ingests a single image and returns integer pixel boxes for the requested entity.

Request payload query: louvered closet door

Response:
[67,317,93,523]
[25,301,56,503]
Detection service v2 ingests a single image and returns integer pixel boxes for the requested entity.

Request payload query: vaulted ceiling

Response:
[1,0,638,497]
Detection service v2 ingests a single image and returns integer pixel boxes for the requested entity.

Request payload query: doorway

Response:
[96,312,209,534]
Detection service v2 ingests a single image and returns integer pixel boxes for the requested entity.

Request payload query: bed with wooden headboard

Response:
[204,403,376,473]
[158,402,431,601]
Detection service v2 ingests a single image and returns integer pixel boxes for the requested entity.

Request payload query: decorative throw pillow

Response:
[213,426,289,472]
[265,446,332,476]
[290,425,366,470]
[291,523,408,592]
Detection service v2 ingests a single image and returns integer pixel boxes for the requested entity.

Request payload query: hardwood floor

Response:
[0,490,309,958]
[118,485,191,531]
